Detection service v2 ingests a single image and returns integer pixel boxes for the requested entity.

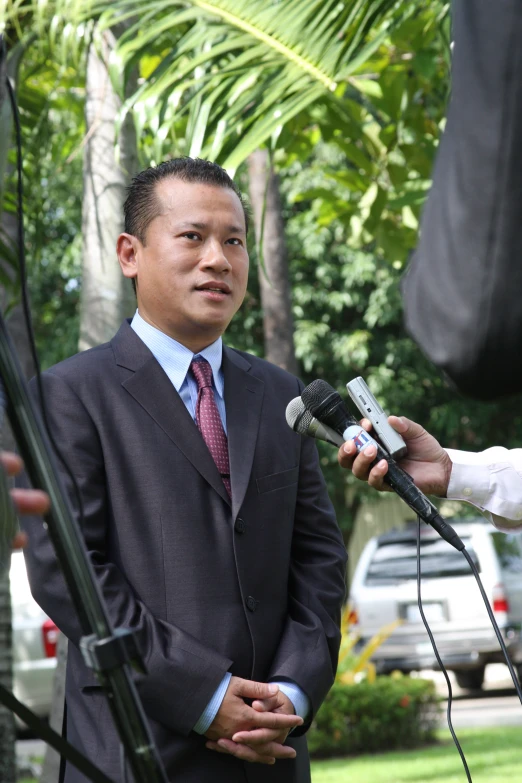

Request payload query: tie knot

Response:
[191,358,213,389]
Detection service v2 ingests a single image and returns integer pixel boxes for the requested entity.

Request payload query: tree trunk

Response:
[247,149,297,374]
[78,27,138,350]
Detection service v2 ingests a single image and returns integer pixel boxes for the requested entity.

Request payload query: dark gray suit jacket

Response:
[22,321,347,782]
[403,0,522,399]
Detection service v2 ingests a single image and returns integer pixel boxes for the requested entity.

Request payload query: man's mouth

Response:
[196,282,231,295]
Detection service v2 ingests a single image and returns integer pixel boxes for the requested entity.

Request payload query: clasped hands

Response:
[205,676,303,766]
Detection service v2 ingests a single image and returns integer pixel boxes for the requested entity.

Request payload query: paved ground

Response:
[419,663,522,728]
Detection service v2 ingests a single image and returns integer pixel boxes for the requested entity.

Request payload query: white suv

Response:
[10,550,57,722]
[349,518,522,690]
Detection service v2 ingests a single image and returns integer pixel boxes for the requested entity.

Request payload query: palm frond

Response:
[6,0,414,168]
[83,0,412,167]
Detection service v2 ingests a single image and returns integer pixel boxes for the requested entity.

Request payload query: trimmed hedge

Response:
[308,675,441,757]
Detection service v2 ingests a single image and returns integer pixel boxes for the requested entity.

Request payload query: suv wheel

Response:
[455,667,485,691]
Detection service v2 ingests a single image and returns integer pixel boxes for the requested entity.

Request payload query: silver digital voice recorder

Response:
[346,376,407,459]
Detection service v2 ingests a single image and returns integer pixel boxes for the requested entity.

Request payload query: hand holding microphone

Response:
[286,379,463,551]
[340,415,453,499]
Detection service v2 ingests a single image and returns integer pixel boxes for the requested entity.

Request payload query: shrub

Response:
[308,675,441,758]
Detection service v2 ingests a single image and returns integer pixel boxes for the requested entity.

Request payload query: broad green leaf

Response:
[350,77,382,99]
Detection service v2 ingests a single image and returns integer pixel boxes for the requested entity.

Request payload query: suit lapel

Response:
[223,347,264,519]
[112,323,230,506]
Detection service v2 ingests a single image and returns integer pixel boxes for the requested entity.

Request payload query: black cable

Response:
[4,48,86,530]
[462,548,522,705]
[416,516,472,783]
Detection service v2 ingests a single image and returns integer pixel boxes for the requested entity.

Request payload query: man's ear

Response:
[117,233,140,281]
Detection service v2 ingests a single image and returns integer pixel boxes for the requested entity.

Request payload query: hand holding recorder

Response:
[287,378,462,550]
[339,414,453,500]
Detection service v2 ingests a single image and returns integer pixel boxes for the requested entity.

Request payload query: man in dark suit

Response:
[21,158,347,782]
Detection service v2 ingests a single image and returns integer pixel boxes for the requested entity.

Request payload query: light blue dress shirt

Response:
[131,311,311,733]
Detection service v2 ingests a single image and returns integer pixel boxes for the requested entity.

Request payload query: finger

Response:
[0,452,23,477]
[360,417,372,432]
[10,488,50,515]
[251,694,283,712]
[214,739,277,765]
[339,431,378,472]
[233,679,279,701]
[246,709,302,730]
[351,445,378,480]
[218,737,295,762]
[388,415,424,441]
[367,460,390,491]
[232,728,280,744]
[338,439,356,469]
[11,532,27,550]
[229,739,295,760]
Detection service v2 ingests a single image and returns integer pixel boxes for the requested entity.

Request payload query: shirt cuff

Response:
[446,448,492,508]
[272,680,311,723]
[193,672,231,735]
[446,448,522,529]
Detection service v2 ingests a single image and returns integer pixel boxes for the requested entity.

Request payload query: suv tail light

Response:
[347,606,359,626]
[42,619,59,658]
[492,584,510,615]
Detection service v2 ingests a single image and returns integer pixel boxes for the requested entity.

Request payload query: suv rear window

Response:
[365,537,478,585]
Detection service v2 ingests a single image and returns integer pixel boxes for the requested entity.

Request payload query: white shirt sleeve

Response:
[445,447,522,532]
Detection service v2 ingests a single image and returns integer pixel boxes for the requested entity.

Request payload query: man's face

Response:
[119,178,249,351]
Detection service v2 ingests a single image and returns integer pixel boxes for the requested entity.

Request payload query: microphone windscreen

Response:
[301,379,337,414]
[285,397,313,434]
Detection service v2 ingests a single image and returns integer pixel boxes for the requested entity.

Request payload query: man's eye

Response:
[226,238,241,246]
[182,232,200,240]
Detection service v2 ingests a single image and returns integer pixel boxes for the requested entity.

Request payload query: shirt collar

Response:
[130,310,224,397]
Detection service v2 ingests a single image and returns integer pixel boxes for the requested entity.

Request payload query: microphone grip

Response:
[343,425,464,551]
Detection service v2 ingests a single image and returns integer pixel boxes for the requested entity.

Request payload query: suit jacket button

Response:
[235,517,246,534]
[246,596,258,612]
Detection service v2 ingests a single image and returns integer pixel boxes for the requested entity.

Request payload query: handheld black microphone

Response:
[300,380,464,551]
[285,397,344,447]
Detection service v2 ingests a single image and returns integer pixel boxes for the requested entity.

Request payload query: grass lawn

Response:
[311,727,522,783]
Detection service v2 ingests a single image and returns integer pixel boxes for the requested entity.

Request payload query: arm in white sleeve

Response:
[446,447,522,532]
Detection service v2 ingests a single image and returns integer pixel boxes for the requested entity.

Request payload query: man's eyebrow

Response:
[176,221,246,234]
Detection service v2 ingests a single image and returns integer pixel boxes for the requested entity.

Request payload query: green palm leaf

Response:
[6,0,414,168]
[78,0,413,168]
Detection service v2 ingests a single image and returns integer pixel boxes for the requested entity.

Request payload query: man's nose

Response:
[201,240,232,272]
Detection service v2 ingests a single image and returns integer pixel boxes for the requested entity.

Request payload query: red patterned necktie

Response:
[190,358,231,497]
